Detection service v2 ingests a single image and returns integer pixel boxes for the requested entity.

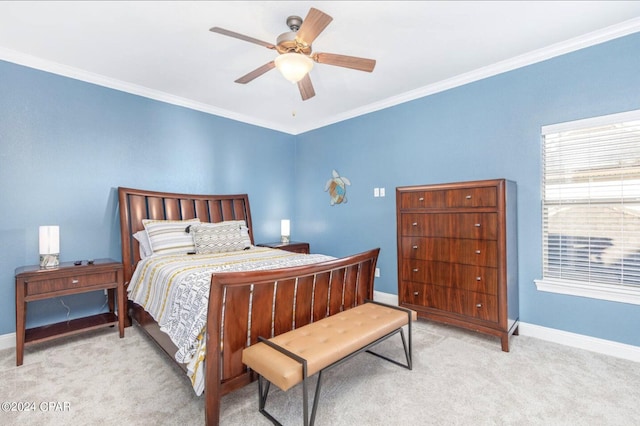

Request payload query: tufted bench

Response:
[242,300,415,426]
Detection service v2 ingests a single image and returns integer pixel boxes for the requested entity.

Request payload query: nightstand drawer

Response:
[25,271,117,296]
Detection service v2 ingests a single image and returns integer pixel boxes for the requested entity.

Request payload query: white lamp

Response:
[280,219,291,243]
[39,225,60,268]
[274,53,314,83]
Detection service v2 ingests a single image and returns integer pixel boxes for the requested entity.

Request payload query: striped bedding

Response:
[127,246,335,395]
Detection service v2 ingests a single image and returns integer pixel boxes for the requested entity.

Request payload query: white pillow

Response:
[133,230,153,259]
[142,218,200,255]
[189,220,251,254]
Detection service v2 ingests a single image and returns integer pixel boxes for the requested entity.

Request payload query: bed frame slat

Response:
[273,278,296,336]
[250,284,276,345]
[295,276,314,328]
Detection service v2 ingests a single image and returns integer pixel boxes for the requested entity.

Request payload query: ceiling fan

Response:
[210,7,376,101]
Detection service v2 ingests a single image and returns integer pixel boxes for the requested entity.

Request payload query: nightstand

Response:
[257,241,310,254]
[15,258,125,366]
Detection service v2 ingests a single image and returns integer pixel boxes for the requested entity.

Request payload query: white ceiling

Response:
[1,1,640,135]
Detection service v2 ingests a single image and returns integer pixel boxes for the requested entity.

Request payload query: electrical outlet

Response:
[380,187,386,197]
[375,268,380,277]
[374,187,380,197]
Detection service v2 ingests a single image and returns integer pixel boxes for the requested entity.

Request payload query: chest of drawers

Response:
[396,179,518,351]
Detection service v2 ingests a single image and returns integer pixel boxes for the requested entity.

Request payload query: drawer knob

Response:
[412,268,419,272]
[476,303,482,308]
[413,292,419,296]
[476,276,482,281]
[475,250,481,254]
[72,279,79,284]
[412,245,418,249]
[474,223,481,227]
[412,222,418,226]
[418,197,424,201]
[466,195,472,199]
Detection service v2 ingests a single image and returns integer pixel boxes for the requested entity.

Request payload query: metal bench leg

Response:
[308,371,324,426]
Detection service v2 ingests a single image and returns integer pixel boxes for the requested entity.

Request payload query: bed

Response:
[117,187,380,425]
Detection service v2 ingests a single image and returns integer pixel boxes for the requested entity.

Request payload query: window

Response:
[535,110,640,305]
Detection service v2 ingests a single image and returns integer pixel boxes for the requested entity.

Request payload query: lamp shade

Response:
[39,226,59,255]
[39,225,60,268]
[274,53,313,83]
[281,219,290,243]
[281,219,290,237]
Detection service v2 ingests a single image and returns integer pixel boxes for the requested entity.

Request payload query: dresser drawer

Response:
[399,190,447,209]
[424,286,465,315]
[401,213,497,239]
[451,213,497,239]
[452,264,498,295]
[401,260,450,286]
[400,282,459,313]
[446,186,497,208]
[400,213,450,237]
[25,271,118,296]
[467,292,498,322]
[399,281,426,306]
[401,237,497,267]
[450,239,498,267]
[401,237,450,262]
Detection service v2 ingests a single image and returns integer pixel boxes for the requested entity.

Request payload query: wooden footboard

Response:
[203,248,380,426]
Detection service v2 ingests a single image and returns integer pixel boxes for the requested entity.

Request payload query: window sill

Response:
[535,278,640,305]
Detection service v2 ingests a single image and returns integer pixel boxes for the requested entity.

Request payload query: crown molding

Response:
[295,17,640,135]
[2,18,640,136]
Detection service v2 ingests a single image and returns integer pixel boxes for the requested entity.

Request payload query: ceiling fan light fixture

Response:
[274,53,314,83]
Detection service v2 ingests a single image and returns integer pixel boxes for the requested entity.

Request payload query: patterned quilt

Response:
[127,246,335,395]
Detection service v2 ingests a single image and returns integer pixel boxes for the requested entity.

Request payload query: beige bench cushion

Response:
[242,303,413,391]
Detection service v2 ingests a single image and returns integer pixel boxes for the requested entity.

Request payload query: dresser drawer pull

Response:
[412,268,419,272]
[476,276,482,281]
[71,279,79,284]
[474,223,481,227]
[476,303,483,308]
[466,195,472,199]
[412,245,419,249]
[418,197,424,201]
[475,250,481,254]
[413,292,419,296]
[412,222,418,226]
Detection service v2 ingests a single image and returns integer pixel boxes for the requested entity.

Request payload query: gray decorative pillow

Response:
[190,220,251,254]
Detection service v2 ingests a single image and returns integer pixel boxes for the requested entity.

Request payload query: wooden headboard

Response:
[117,187,254,286]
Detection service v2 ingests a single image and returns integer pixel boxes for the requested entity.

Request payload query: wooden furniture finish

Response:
[117,187,379,426]
[15,258,124,366]
[257,241,310,254]
[396,179,518,351]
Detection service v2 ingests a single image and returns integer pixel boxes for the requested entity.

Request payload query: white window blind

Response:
[538,110,640,303]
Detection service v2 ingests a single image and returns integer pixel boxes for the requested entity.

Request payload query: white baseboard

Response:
[373,290,399,306]
[0,332,15,351]
[518,322,640,363]
[373,291,639,363]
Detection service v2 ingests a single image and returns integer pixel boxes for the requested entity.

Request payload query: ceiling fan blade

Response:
[210,27,275,50]
[313,52,376,72]
[235,61,276,84]
[296,8,333,46]
[297,74,315,101]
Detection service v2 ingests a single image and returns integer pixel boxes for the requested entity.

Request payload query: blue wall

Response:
[0,61,296,333]
[1,32,639,347]
[295,32,640,347]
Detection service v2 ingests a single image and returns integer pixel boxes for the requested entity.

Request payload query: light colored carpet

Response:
[1,320,638,426]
